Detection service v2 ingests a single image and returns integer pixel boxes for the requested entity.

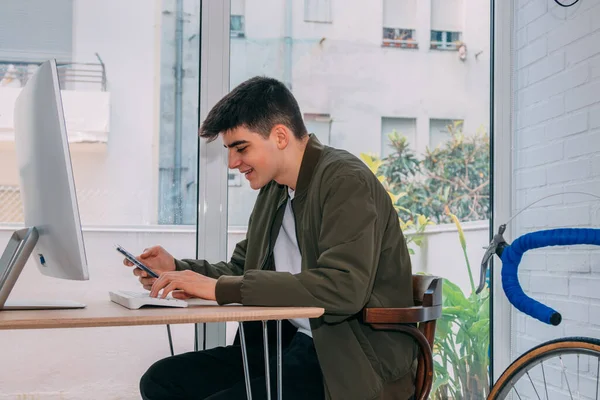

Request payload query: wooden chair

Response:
[363,275,443,400]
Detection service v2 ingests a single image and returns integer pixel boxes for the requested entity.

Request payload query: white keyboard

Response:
[109,290,189,310]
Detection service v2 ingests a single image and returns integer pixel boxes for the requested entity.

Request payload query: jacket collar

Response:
[294,134,324,196]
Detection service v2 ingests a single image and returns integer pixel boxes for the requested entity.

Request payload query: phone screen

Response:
[116,245,159,278]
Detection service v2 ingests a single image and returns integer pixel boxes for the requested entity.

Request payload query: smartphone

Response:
[115,244,159,278]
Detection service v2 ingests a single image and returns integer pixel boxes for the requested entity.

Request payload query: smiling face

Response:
[223,125,283,190]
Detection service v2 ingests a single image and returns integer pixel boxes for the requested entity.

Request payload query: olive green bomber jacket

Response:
[175,135,415,400]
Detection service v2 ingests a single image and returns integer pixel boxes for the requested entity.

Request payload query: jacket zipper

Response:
[291,198,303,256]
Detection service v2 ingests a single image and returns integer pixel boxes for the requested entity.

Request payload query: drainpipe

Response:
[284,0,293,90]
[173,0,184,224]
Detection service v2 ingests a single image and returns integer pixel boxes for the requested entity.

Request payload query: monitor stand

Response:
[0,227,86,310]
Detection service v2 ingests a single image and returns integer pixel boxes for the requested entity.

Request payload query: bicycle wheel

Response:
[489,337,600,400]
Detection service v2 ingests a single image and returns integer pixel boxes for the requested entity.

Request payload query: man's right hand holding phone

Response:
[122,246,176,290]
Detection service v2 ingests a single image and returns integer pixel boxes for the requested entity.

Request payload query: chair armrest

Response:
[362,305,442,324]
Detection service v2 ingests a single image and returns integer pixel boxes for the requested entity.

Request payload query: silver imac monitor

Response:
[0,59,88,310]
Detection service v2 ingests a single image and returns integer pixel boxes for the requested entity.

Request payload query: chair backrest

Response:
[362,274,443,400]
[413,274,443,308]
[412,275,443,400]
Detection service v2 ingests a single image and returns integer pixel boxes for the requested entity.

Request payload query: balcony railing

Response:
[382,39,419,49]
[0,53,107,91]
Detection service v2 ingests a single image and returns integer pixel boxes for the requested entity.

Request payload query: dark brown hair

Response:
[199,76,308,141]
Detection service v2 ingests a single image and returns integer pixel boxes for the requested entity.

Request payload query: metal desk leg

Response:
[240,320,283,400]
[239,322,253,400]
[262,321,271,399]
[277,320,283,400]
[194,323,206,352]
[166,324,174,356]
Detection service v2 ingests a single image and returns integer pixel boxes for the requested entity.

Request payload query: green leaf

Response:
[441,279,469,308]
[478,294,490,319]
[431,373,450,399]
[455,328,467,345]
[470,319,489,337]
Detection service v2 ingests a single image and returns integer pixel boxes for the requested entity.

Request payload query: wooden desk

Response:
[0,300,324,400]
[0,300,324,330]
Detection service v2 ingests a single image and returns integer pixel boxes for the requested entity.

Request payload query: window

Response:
[382,28,417,49]
[429,119,463,149]
[228,171,242,187]
[382,0,418,48]
[304,0,332,23]
[381,117,416,157]
[228,2,493,396]
[304,113,331,146]
[0,1,205,395]
[230,15,245,37]
[430,0,463,50]
[430,30,462,50]
[230,0,245,37]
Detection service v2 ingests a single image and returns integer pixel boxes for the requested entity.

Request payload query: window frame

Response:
[491,0,513,384]
[230,14,245,38]
[382,27,418,49]
[195,0,231,349]
[430,30,462,50]
[303,0,332,23]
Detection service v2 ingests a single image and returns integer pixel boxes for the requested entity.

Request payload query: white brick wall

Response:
[512,0,600,372]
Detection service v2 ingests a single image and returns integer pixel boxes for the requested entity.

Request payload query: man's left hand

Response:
[149,270,217,301]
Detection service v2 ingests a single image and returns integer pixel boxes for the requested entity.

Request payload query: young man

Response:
[128,77,416,400]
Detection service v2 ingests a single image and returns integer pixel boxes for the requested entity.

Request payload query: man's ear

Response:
[272,124,290,150]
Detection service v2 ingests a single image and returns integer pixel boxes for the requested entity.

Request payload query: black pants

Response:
[140,320,325,400]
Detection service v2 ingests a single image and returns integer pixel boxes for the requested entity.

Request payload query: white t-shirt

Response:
[272,188,312,337]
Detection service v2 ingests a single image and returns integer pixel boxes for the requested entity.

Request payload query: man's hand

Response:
[150,270,218,301]
[122,245,176,290]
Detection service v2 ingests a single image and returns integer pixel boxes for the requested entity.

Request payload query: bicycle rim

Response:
[490,337,600,400]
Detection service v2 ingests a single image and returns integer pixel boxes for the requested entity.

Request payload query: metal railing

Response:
[0,53,107,91]
[0,186,23,224]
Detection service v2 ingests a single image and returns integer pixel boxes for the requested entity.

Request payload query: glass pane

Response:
[228,0,492,398]
[0,0,200,396]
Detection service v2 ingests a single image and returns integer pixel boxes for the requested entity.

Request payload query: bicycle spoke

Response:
[527,371,542,400]
[577,354,580,400]
[541,361,549,400]
[513,384,523,400]
[560,355,574,400]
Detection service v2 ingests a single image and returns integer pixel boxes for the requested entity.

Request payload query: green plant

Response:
[375,122,490,224]
[431,209,490,400]
[421,122,490,223]
[378,132,421,191]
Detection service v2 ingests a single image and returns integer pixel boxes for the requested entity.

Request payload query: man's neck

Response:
[276,136,309,190]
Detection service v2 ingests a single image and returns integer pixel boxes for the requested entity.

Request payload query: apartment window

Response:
[228,172,242,187]
[429,119,463,149]
[430,0,463,50]
[430,31,462,50]
[304,0,332,23]
[304,113,331,145]
[230,16,245,37]
[381,117,416,157]
[230,0,245,37]
[382,0,418,48]
[382,28,417,49]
